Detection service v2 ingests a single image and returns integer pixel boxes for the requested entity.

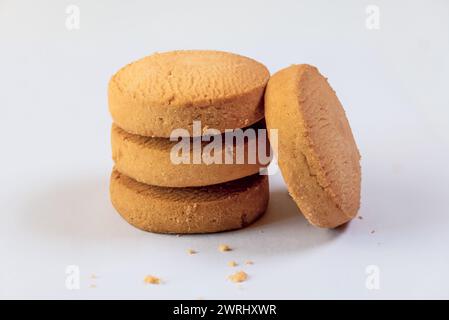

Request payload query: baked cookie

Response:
[109,50,269,137]
[111,121,271,187]
[110,169,269,234]
[265,64,361,228]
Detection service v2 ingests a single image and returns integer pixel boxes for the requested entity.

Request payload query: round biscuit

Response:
[109,50,269,137]
[111,121,271,187]
[110,169,269,234]
[265,64,361,228]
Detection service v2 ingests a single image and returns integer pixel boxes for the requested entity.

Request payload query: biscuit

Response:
[265,64,361,228]
[110,169,269,234]
[111,121,271,187]
[109,50,270,137]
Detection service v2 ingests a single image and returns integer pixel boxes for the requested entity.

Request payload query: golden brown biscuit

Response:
[265,64,361,228]
[110,170,269,234]
[111,121,271,187]
[109,50,270,137]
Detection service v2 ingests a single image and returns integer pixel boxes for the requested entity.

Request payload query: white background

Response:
[1,0,448,299]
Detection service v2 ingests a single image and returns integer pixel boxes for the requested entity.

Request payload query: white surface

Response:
[1,0,449,299]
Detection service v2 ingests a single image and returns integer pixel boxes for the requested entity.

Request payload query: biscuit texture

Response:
[265,64,361,228]
[111,121,271,187]
[110,170,269,234]
[109,50,270,137]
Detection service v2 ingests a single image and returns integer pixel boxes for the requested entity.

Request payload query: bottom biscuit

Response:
[110,169,269,234]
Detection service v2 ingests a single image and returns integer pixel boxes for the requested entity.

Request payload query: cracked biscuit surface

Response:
[109,50,269,137]
[265,64,361,228]
[110,169,269,234]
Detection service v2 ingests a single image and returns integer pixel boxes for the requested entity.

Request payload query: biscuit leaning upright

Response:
[265,64,361,228]
[109,50,270,137]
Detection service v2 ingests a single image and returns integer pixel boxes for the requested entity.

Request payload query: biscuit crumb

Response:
[187,249,197,255]
[227,261,238,267]
[245,260,254,265]
[219,244,232,252]
[144,275,161,285]
[228,271,248,283]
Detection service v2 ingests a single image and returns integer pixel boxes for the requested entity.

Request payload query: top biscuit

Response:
[109,50,270,137]
[265,64,361,228]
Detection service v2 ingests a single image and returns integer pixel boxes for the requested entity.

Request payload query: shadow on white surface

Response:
[20,175,341,255]
[220,188,342,254]
[21,175,131,243]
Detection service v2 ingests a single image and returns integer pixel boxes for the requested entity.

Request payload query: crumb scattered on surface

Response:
[227,261,238,267]
[228,271,248,283]
[219,244,232,252]
[144,275,161,285]
[371,230,375,234]
[89,284,96,288]
[187,249,197,255]
[245,260,254,265]
[358,216,363,220]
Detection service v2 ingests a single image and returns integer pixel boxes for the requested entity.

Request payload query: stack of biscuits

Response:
[108,50,271,234]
